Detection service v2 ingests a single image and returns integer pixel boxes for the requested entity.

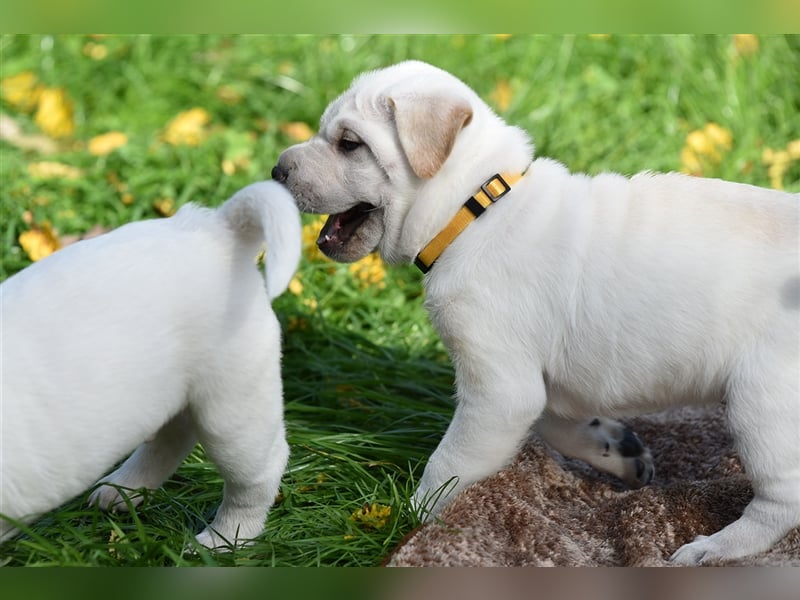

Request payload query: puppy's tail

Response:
[219,180,302,300]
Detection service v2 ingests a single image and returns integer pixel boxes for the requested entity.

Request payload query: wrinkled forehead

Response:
[319,77,388,127]
[319,61,465,130]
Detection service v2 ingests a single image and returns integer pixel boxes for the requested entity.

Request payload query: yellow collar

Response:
[414,171,525,273]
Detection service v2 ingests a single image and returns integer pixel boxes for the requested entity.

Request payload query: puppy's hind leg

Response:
[89,409,198,511]
[191,355,288,550]
[670,346,800,565]
[535,409,655,488]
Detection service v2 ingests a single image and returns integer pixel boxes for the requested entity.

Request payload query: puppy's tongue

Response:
[317,203,372,250]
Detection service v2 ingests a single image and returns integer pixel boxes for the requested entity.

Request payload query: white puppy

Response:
[272,60,800,565]
[0,181,301,550]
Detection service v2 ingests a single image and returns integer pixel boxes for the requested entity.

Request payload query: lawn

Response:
[1,34,798,567]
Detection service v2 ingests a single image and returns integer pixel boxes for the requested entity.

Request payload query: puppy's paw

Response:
[589,418,655,488]
[410,477,460,523]
[88,481,146,512]
[193,527,257,552]
[614,426,655,488]
[669,535,719,565]
[194,528,233,551]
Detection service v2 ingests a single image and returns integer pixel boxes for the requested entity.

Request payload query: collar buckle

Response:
[480,174,511,202]
[414,170,525,275]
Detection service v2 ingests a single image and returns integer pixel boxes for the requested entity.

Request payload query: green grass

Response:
[1,34,798,567]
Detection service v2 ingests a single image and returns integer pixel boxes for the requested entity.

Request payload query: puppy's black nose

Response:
[271,164,288,182]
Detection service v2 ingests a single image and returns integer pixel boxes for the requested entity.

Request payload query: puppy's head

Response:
[272,60,480,264]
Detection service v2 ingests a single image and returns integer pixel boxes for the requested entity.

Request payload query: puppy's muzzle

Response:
[271,164,288,183]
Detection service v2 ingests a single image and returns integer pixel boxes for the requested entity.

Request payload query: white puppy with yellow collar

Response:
[1,181,300,550]
[272,60,800,565]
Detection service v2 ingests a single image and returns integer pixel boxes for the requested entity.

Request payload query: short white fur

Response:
[1,181,301,549]
[274,60,800,565]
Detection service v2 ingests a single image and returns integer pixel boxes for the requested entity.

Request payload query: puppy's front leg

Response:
[412,362,547,521]
[535,410,655,488]
[89,409,197,511]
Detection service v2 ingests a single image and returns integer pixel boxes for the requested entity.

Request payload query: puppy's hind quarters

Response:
[219,180,302,299]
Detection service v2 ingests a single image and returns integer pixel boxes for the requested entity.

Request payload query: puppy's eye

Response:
[338,138,362,153]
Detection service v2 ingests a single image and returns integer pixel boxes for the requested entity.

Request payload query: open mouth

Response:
[317,202,377,250]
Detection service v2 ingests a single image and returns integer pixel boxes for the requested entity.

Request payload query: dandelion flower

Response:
[88,131,128,156]
[19,222,60,261]
[280,121,314,142]
[27,161,83,180]
[153,197,176,216]
[733,34,759,57]
[348,503,391,530]
[680,122,733,175]
[348,253,386,289]
[1,70,42,113]
[490,79,513,113]
[83,42,108,60]
[787,140,800,160]
[762,147,793,190]
[702,122,732,151]
[302,217,330,262]
[288,276,304,295]
[34,88,75,138]
[163,108,211,146]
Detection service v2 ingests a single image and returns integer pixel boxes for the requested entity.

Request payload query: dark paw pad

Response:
[618,427,645,457]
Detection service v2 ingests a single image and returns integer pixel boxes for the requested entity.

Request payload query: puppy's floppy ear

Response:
[388,93,473,179]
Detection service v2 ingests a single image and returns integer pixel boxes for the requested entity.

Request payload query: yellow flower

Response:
[153,197,176,216]
[34,88,75,138]
[280,121,314,142]
[88,131,128,156]
[108,529,121,559]
[216,85,244,105]
[19,222,60,261]
[220,130,256,176]
[348,253,386,289]
[27,161,83,180]
[302,216,330,262]
[163,108,211,146]
[83,42,108,60]
[762,147,793,190]
[490,79,513,113]
[733,34,759,57]
[787,139,800,160]
[679,146,702,174]
[680,122,733,175]
[348,503,391,530]
[288,276,304,295]
[685,130,715,157]
[1,70,42,113]
[702,122,732,151]
[286,316,310,332]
